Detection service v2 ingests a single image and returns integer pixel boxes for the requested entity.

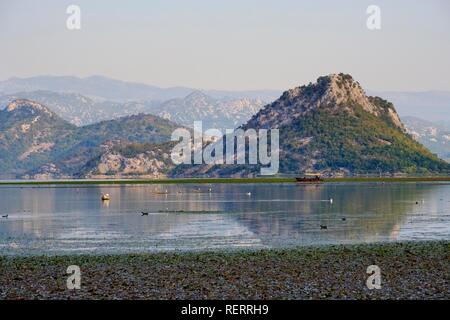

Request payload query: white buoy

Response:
[329,198,333,204]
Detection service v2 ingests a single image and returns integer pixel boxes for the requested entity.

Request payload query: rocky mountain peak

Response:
[5,99,55,117]
[247,73,404,130]
[323,74,382,115]
[280,73,374,113]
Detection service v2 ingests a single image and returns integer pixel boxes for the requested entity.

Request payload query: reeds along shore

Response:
[0,241,448,300]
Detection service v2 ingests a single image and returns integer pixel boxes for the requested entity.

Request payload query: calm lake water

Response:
[0,183,449,255]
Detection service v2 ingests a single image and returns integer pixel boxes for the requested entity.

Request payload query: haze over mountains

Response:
[2,75,449,122]
[0,91,147,126]
[154,91,265,130]
[402,116,450,162]
[0,74,449,179]
[368,90,450,123]
[0,90,265,130]
[0,75,280,102]
[2,75,449,128]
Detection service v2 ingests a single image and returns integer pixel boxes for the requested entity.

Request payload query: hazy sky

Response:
[1,0,449,91]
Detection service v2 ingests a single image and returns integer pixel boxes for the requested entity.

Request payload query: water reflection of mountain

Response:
[0,185,225,240]
[227,183,445,246]
[0,183,449,253]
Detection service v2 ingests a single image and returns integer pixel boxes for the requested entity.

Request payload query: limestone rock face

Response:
[156,91,265,130]
[245,73,405,131]
[90,150,169,178]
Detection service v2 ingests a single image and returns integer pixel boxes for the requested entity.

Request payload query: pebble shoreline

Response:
[0,241,448,300]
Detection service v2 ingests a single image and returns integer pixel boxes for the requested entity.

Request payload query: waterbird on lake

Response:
[101,193,110,201]
[341,217,346,221]
[141,212,149,216]
[320,225,328,230]
[154,189,169,195]
[246,192,252,196]
[329,198,333,204]
[2,214,8,218]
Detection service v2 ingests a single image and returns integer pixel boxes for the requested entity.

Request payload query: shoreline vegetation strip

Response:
[0,177,450,185]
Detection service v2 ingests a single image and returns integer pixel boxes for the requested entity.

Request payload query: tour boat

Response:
[295,174,323,183]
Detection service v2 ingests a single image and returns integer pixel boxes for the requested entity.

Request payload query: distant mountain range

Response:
[0,90,265,130]
[0,74,449,179]
[2,75,449,125]
[368,90,450,123]
[0,75,280,102]
[402,116,450,162]
[0,91,157,126]
[175,74,450,177]
[152,91,265,130]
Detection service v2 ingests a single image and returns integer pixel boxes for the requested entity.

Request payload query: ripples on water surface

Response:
[0,183,449,255]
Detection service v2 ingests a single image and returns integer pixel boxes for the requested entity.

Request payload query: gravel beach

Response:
[0,241,448,300]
